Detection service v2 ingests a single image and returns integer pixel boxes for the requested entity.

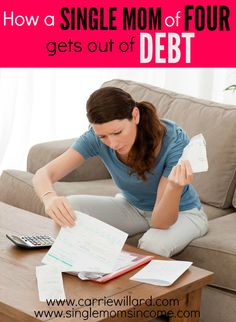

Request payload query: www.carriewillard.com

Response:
[2,5,231,63]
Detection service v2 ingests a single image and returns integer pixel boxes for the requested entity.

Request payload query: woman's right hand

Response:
[43,194,76,227]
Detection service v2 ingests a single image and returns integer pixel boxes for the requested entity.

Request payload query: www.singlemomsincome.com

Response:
[34,296,200,320]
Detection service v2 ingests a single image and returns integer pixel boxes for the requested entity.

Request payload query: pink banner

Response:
[0,0,235,67]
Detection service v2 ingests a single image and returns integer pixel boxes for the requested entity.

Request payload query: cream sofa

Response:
[0,79,236,322]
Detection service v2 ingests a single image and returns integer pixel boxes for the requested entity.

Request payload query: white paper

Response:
[36,265,65,301]
[112,251,136,270]
[42,211,128,273]
[130,260,192,286]
[77,251,136,280]
[178,133,208,173]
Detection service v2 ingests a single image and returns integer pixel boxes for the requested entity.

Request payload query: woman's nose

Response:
[108,137,119,149]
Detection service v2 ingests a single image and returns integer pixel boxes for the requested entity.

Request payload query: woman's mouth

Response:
[116,146,125,152]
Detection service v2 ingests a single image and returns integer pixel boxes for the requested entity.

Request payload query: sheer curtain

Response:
[0,68,235,173]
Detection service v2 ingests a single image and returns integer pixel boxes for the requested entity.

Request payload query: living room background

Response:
[0,68,235,173]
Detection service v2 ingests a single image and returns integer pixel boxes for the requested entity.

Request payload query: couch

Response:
[0,79,236,322]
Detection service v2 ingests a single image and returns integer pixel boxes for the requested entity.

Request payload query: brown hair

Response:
[86,87,166,180]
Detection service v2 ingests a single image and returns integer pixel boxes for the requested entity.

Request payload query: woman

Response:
[33,86,208,257]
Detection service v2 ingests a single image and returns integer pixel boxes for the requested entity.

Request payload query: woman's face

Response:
[92,107,140,156]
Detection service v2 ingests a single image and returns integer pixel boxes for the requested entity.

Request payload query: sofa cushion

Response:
[201,203,235,221]
[102,79,236,209]
[1,168,232,223]
[174,212,236,291]
[201,286,236,322]
[124,204,234,249]
[0,170,120,217]
[233,189,236,208]
[27,140,111,182]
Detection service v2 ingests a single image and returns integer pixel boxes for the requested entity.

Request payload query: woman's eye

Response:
[114,131,121,135]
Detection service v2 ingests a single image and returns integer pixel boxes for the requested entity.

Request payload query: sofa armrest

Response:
[27,139,111,182]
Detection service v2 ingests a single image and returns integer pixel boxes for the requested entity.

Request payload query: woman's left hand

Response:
[168,160,193,188]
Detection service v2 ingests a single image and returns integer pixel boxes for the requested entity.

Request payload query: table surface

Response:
[0,202,214,322]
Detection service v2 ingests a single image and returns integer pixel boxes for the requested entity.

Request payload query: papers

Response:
[130,260,192,286]
[178,133,208,173]
[42,211,128,273]
[36,265,65,301]
[77,251,136,280]
[37,211,128,301]
[76,251,154,282]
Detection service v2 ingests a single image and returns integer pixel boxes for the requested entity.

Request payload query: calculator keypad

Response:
[21,235,54,247]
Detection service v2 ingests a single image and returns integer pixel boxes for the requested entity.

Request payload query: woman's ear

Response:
[132,107,140,124]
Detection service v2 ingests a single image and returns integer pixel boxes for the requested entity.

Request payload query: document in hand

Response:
[178,133,208,173]
[130,260,192,286]
[42,211,128,274]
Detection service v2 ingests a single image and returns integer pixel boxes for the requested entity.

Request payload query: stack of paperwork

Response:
[36,211,128,301]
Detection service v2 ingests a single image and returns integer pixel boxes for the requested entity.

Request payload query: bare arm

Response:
[32,148,85,227]
[151,160,193,229]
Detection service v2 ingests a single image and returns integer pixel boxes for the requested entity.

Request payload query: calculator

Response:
[6,234,55,249]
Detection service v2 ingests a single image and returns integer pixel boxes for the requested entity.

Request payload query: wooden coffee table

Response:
[0,202,213,322]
